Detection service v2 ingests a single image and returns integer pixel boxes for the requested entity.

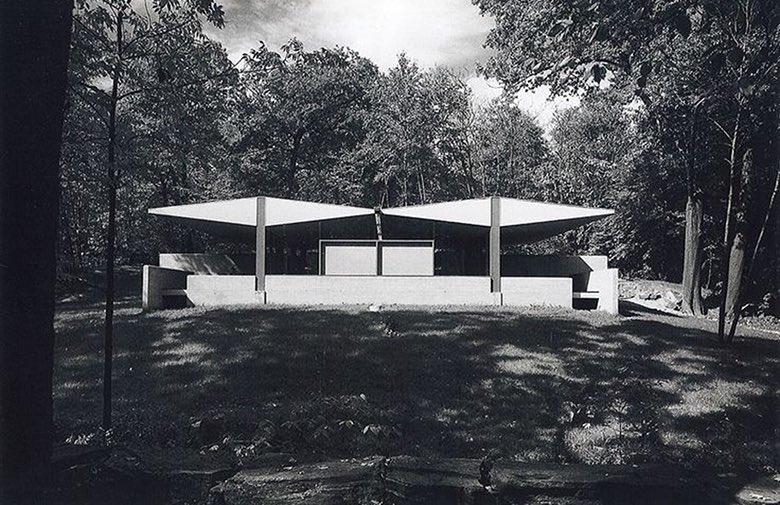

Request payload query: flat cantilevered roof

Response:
[149,196,613,243]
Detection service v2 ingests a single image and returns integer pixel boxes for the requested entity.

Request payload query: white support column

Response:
[489,195,501,293]
[255,196,266,292]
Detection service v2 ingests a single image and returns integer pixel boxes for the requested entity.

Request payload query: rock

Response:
[636,286,662,301]
[735,474,780,505]
[212,456,705,505]
[619,282,638,300]
[663,290,682,310]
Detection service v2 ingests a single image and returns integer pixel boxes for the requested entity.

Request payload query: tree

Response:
[473,0,780,338]
[232,40,378,203]
[67,0,226,429]
[355,56,475,207]
[0,1,73,503]
[471,98,548,200]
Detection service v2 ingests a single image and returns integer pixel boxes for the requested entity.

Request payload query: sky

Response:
[202,0,579,128]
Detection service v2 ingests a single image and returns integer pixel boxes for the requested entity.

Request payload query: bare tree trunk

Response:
[718,111,741,342]
[682,196,706,314]
[0,1,73,503]
[727,164,779,342]
[103,9,123,431]
[681,109,706,315]
[286,130,303,197]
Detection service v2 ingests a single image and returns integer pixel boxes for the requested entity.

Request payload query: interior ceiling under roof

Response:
[149,196,614,243]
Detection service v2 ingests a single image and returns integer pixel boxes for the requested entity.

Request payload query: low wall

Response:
[185,275,263,306]
[142,265,190,310]
[586,268,619,314]
[265,275,496,305]
[142,267,612,311]
[502,277,573,308]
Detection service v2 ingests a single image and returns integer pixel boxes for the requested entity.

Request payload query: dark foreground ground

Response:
[54,277,779,475]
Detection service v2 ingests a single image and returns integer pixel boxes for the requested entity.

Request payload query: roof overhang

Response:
[149,197,375,229]
[149,196,614,243]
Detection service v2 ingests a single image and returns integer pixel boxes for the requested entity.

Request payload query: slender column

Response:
[489,195,501,293]
[374,208,383,276]
[255,196,266,291]
[374,207,383,240]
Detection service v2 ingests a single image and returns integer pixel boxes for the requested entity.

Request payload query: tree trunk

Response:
[726,231,747,320]
[681,196,706,315]
[717,111,741,342]
[681,107,705,315]
[286,130,303,197]
[728,167,780,341]
[0,1,73,503]
[103,9,124,431]
[724,231,746,321]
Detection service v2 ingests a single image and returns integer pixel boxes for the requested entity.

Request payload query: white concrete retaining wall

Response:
[185,275,264,306]
[142,265,191,310]
[143,268,610,311]
[586,268,619,314]
[265,275,495,305]
[502,277,573,308]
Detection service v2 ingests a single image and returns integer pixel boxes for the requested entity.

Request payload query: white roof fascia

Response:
[499,198,614,227]
[381,198,491,227]
[148,197,374,227]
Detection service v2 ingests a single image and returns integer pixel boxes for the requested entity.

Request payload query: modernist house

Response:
[142,196,619,313]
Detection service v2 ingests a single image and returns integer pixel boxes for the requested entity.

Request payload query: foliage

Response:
[231,40,378,203]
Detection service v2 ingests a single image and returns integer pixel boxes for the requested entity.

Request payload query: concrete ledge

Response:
[185,275,261,306]
[266,275,495,306]
[502,277,573,308]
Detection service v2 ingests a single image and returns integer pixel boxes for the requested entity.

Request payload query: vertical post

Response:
[374,208,383,276]
[489,196,501,293]
[255,196,266,291]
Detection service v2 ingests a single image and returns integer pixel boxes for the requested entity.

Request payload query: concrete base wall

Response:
[587,268,619,314]
[502,277,573,308]
[142,265,191,310]
[266,275,495,305]
[143,260,618,312]
[185,275,264,306]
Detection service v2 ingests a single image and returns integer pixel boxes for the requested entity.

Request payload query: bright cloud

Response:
[205,0,494,70]
[202,0,581,130]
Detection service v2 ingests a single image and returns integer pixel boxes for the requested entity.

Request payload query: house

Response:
[142,196,619,313]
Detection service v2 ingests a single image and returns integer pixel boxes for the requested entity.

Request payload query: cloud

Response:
[202,0,581,132]
[204,0,494,70]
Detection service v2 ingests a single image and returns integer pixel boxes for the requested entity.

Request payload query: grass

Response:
[53,288,779,477]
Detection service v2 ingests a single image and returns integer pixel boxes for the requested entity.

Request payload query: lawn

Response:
[53,293,779,477]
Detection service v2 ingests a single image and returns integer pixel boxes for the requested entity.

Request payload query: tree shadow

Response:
[53,299,779,501]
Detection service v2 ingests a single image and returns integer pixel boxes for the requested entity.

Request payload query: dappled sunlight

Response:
[53,301,779,475]
[493,345,567,377]
[668,379,764,417]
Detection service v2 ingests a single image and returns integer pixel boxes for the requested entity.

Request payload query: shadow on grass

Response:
[53,298,779,499]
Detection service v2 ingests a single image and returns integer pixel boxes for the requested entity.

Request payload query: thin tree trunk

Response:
[727,165,779,342]
[717,111,741,342]
[103,9,123,431]
[287,130,303,197]
[724,233,746,318]
[0,1,73,502]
